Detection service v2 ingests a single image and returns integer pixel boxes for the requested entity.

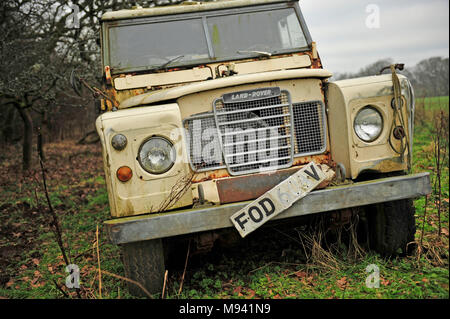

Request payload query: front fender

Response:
[326,74,414,179]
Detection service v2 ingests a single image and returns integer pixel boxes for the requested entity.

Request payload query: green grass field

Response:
[0,97,448,299]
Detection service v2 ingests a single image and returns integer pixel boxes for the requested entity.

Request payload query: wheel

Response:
[366,199,416,256]
[121,239,165,297]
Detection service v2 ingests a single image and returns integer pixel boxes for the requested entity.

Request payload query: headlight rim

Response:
[353,105,384,143]
[137,135,176,175]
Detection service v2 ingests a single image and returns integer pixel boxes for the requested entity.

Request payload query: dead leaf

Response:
[21,276,30,282]
[336,277,348,290]
[32,258,40,266]
[294,271,307,278]
[5,280,14,288]
[246,289,256,299]
[233,286,242,295]
[381,278,390,286]
[441,228,449,237]
[273,294,281,299]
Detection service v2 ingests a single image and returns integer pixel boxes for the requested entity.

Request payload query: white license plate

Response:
[230,162,327,238]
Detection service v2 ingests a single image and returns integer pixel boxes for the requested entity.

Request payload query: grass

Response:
[0,97,448,299]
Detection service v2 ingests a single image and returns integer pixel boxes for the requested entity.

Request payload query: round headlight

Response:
[354,106,383,142]
[138,136,176,174]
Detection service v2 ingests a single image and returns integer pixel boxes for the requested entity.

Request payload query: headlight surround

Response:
[354,106,383,142]
[138,136,176,174]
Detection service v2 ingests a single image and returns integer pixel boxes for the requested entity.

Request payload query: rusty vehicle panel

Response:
[92,0,431,296]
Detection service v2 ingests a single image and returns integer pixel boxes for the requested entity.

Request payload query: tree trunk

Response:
[17,106,33,171]
[37,126,45,162]
[1,106,15,144]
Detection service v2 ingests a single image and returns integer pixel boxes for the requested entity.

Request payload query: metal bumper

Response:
[105,173,431,245]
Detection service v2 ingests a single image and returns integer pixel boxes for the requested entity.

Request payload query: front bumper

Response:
[105,173,431,245]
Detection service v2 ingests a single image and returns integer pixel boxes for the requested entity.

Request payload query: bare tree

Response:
[0,0,198,170]
[411,57,449,97]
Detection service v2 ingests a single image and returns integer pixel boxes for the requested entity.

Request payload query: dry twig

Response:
[178,239,191,296]
[162,270,169,299]
[96,224,102,299]
[101,270,153,299]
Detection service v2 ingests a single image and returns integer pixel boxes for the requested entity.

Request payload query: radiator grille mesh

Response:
[292,101,326,155]
[214,90,293,175]
[183,89,327,175]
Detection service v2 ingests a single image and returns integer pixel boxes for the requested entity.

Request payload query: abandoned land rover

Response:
[93,0,432,296]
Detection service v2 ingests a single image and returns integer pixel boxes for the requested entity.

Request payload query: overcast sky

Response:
[299,0,449,73]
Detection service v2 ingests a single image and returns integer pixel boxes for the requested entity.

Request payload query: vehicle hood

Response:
[118,68,332,109]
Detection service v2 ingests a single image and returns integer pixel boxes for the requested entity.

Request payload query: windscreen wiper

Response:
[151,55,185,71]
[237,50,272,57]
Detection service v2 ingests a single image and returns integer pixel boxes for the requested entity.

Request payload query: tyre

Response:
[366,199,416,256]
[121,239,165,297]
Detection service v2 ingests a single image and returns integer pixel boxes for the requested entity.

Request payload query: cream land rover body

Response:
[95,0,430,295]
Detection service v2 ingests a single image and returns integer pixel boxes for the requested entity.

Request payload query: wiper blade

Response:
[151,55,185,71]
[237,50,272,57]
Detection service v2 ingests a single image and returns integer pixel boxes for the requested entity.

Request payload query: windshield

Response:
[207,9,307,58]
[105,7,309,73]
[108,19,210,72]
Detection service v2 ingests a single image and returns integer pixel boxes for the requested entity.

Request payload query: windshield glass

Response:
[207,8,308,58]
[108,19,209,72]
[106,7,309,73]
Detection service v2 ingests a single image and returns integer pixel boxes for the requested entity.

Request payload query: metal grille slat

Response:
[215,102,290,116]
[218,113,290,126]
[221,125,291,136]
[228,156,292,168]
[225,145,291,158]
[223,134,290,147]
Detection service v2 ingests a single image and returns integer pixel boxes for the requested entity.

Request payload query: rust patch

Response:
[104,86,119,110]
[302,50,323,69]
[368,158,406,173]
[215,163,334,204]
[105,66,112,85]
[192,154,332,183]
[192,169,230,183]
[216,167,301,204]
[292,153,331,166]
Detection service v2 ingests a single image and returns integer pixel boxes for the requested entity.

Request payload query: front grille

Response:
[213,89,294,175]
[183,113,225,172]
[183,88,327,175]
[292,101,327,155]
